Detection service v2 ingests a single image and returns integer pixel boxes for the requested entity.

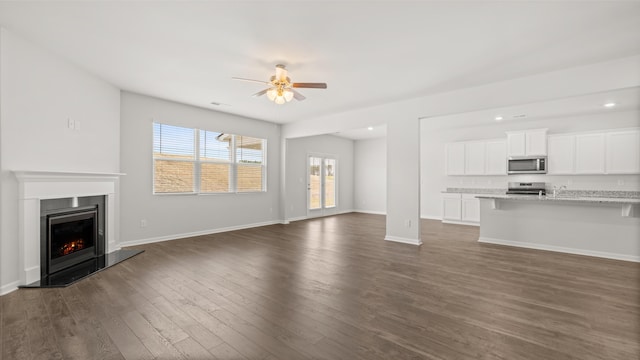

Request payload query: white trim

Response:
[289,209,355,223]
[14,170,125,180]
[478,236,640,263]
[119,220,281,247]
[385,235,423,246]
[442,219,480,227]
[420,215,441,220]
[354,210,386,215]
[0,281,21,296]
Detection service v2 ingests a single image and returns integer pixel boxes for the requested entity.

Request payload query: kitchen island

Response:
[476,194,640,262]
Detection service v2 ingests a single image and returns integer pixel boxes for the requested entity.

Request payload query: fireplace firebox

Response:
[46,206,99,275]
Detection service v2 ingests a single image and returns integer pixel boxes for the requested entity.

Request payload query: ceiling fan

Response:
[233,64,327,104]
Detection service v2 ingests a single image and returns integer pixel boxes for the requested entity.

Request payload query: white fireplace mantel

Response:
[14,170,125,285]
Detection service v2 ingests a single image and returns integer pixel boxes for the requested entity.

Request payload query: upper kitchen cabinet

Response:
[446,139,506,176]
[464,141,486,175]
[445,142,465,175]
[575,133,605,174]
[547,134,575,174]
[606,129,640,174]
[506,129,548,156]
[485,140,507,175]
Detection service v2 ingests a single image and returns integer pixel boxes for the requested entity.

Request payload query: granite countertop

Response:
[444,188,640,204]
[475,194,640,205]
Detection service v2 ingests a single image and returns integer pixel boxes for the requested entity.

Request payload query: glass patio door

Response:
[307,155,337,217]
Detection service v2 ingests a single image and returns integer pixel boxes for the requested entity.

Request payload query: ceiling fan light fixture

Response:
[234,64,327,104]
[266,88,277,101]
[284,89,294,102]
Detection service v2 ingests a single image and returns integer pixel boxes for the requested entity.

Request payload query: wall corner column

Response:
[385,117,421,245]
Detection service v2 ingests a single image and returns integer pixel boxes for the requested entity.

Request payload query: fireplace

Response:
[39,195,107,283]
[13,170,138,290]
[46,206,99,275]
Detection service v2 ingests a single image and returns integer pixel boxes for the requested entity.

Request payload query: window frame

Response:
[152,122,267,195]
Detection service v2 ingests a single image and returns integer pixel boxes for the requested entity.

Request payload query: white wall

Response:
[285,135,354,220]
[0,28,120,292]
[119,92,281,244]
[354,137,386,214]
[421,109,640,219]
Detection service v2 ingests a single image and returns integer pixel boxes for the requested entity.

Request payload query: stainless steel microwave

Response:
[507,156,547,174]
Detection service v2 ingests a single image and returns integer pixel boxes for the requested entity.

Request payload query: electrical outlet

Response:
[140,219,147,228]
[404,219,411,228]
[67,118,75,129]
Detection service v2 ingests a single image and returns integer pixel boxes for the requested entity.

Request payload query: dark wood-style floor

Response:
[2,213,639,360]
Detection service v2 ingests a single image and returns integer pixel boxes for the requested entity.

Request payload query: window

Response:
[153,123,266,194]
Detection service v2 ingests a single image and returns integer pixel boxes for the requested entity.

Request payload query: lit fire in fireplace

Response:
[60,239,85,256]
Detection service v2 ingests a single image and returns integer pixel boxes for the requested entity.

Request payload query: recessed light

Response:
[367,126,373,131]
[494,116,503,121]
[603,102,616,108]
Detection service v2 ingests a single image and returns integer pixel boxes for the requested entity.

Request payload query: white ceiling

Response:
[0,1,639,125]
[334,124,387,141]
[424,86,640,130]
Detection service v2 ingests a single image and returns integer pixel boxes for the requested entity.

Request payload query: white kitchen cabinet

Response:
[525,129,548,156]
[442,193,480,226]
[446,142,465,175]
[506,129,548,156]
[506,132,526,156]
[606,130,640,174]
[547,134,575,174]
[461,194,480,223]
[575,133,605,174]
[442,193,462,222]
[485,140,507,175]
[464,141,486,175]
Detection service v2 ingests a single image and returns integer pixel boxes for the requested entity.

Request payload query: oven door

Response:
[508,157,547,174]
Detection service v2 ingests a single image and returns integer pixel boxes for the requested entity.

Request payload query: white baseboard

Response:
[384,235,423,246]
[421,215,442,221]
[119,220,282,247]
[286,209,356,223]
[354,210,386,215]
[478,236,640,263]
[442,219,480,227]
[1,280,20,296]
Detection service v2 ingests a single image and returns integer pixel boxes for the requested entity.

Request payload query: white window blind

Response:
[236,135,265,192]
[199,130,232,193]
[153,123,266,194]
[153,123,196,193]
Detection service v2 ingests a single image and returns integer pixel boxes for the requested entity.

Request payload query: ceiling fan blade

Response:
[232,77,271,85]
[292,82,327,89]
[251,88,270,97]
[291,89,306,101]
[275,64,288,82]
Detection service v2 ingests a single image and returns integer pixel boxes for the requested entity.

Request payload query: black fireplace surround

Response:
[19,195,142,288]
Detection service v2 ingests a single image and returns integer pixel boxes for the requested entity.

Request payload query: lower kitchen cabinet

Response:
[461,194,481,223]
[442,193,480,226]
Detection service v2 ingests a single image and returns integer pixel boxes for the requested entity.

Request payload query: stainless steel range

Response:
[506,182,546,195]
